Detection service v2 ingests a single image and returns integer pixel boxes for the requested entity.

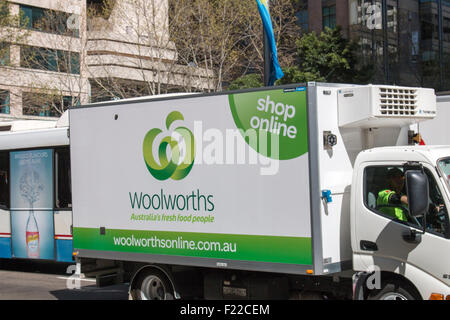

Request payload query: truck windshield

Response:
[438,158,450,189]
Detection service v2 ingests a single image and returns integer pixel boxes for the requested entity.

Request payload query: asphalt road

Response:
[0,259,129,300]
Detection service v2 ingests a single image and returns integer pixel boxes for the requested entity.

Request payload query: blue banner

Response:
[256,0,284,85]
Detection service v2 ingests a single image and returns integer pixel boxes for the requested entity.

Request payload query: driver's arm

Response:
[389,193,408,206]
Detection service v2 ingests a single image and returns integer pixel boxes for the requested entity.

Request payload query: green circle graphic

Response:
[228,88,308,160]
[143,111,195,181]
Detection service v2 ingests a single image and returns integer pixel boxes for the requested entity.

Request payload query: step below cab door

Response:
[353,161,450,299]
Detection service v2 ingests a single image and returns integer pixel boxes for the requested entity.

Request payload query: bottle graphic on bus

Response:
[26,211,39,258]
[19,168,43,259]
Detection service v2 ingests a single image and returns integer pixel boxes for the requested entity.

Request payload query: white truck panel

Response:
[70,87,317,272]
[316,86,353,269]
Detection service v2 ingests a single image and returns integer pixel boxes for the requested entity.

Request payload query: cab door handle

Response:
[402,229,422,244]
[360,240,378,251]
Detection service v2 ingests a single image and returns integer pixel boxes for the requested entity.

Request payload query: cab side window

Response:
[423,169,450,238]
[364,166,417,226]
[364,165,450,238]
[0,151,9,208]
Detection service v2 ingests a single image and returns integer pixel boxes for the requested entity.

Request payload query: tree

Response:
[170,0,301,91]
[170,0,255,91]
[228,73,263,90]
[277,26,374,85]
[0,1,29,65]
[86,0,214,101]
[18,4,89,116]
[275,67,324,85]
[85,0,302,97]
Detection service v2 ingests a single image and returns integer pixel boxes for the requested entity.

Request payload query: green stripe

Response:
[73,227,312,265]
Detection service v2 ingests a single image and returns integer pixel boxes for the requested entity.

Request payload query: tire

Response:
[367,280,421,300]
[130,269,175,300]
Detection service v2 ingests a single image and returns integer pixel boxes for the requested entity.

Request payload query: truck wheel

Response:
[367,280,420,300]
[131,269,175,300]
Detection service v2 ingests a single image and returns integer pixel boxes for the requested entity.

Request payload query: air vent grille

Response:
[379,87,417,116]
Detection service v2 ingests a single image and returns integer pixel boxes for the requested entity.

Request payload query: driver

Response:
[377,167,408,222]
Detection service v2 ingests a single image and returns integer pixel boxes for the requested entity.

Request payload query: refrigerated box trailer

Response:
[69,83,450,300]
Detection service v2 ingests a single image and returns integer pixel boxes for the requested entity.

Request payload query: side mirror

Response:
[405,170,429,217]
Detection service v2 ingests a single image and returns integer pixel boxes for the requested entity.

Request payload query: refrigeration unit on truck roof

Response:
[337,85,436,128]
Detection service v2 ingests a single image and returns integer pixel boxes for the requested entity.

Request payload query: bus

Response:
[0,112,73,263]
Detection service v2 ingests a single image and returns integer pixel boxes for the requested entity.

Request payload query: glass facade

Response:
[349,0,450,90]
[296,0,450,91]
[348,0,399,84]
[419,0,450,91]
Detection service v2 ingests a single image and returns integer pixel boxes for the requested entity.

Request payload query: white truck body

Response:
[69,83,450,300]
[70,86,315,274]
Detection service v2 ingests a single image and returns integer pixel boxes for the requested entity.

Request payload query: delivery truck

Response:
[69,83,450,300]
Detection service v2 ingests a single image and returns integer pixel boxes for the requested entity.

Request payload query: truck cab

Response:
[352,146,450,300]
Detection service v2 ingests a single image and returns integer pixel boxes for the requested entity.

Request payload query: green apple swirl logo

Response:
[143,111,195,181]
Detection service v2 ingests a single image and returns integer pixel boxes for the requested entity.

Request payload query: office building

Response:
[0,0,212,121]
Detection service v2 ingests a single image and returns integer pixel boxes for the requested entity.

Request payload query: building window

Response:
[296,10,309,32]
[0,1,8,19]
[444,17,450,42]
[387,5,397,33]
[20,46,80,75]
[19,4,79,37]
[22,93,72,117]
[420,12,435,41]
[422,50,436,62]
[0,42,9,66]
[0,90,9,114]
[322,5,336,29]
